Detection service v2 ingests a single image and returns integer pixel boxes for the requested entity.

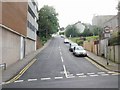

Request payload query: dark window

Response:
[28,5,35,19]
[27,21,37,32]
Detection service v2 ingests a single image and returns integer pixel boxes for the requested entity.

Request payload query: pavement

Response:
[2,39,52,82]
[87,51,120,73]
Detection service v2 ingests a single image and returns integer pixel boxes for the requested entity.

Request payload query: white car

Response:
[73,46,87,57]
[64,39,69,43]
[69,43,78,52]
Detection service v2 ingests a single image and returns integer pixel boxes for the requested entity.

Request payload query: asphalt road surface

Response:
[3,36,119,88]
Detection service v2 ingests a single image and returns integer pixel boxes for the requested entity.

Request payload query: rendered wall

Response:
[2,27,21,67]
[25,38,35,55]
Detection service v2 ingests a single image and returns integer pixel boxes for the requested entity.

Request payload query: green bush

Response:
[108,36,120,46]
[76,39,84,46]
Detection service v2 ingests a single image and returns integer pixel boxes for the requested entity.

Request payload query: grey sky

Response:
[38,0,118,27]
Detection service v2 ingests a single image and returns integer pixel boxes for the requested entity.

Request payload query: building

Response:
[0,0,38,68]
[92,15,115,27]
[102,15,118,39]
[74,21,85,33]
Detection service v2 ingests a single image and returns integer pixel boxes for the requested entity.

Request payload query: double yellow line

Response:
[4,59,37,84]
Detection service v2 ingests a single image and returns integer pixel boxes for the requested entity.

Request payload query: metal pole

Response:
[106,39,109,65]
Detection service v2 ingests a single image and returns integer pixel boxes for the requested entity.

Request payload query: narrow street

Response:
[3,36,119,88]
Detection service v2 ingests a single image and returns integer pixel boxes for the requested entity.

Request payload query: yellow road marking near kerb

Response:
[84,57,119,74]
[4,59,37,84]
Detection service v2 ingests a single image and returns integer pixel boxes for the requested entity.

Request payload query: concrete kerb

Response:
[2,39,52,83]
[87,56,120,73]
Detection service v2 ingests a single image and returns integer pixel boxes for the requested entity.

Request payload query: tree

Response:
[37,5,59,38]
[65,25,79,37]
[82,28,92,37]
[91,25,103,36]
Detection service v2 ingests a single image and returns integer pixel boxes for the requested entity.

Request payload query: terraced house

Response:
[0,0,38,68]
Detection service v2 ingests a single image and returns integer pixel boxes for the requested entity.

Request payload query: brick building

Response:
[0,0,38,68]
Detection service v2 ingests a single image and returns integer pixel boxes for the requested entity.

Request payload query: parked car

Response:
[73,46,87,57]
[60,35,65,38]
[69,43,78,52]
[64,39,69,43]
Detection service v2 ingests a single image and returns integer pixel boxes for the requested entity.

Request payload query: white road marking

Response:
[63,65,68,78]
[54,77,63,79]
[111,73,119,76]
[89,74,99,77]
[76,73,84,76]
[41,78,51,80]
[68,74,73,76]
[59,46,61,51]
[60,71,64,74]
[79,75,87,78]
[28,79,37,82]
[67,76,75,78]
[61,57,64,62]
[1,82,5,85]
[108,71,115,74]
[97,72,105,74]
[14,80,23,83]
[101,74,109,76]
[87,73,95,75]
[60,52,62,56]
[67,74,74,77]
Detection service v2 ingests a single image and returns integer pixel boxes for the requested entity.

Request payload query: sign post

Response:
[104,26,111,65]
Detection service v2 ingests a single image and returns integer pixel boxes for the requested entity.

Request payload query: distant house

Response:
[0,0,38,67]
[74,21,85,33]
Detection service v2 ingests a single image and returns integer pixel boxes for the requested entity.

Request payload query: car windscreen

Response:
[76,47,84,50]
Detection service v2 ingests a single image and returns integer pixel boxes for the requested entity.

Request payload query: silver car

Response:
[73,46,87,57]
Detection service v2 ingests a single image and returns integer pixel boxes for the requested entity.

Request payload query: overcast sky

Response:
[38,0,119,27]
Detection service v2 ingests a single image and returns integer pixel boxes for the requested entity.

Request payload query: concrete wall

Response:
[0,27,2,64]
[84,39,120,64]
[2,27,21,67]
[25,38,35,55]
[0,30,1,87]
[108,45,120,63]
[99,39,108,58]
[0,1,2,24]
